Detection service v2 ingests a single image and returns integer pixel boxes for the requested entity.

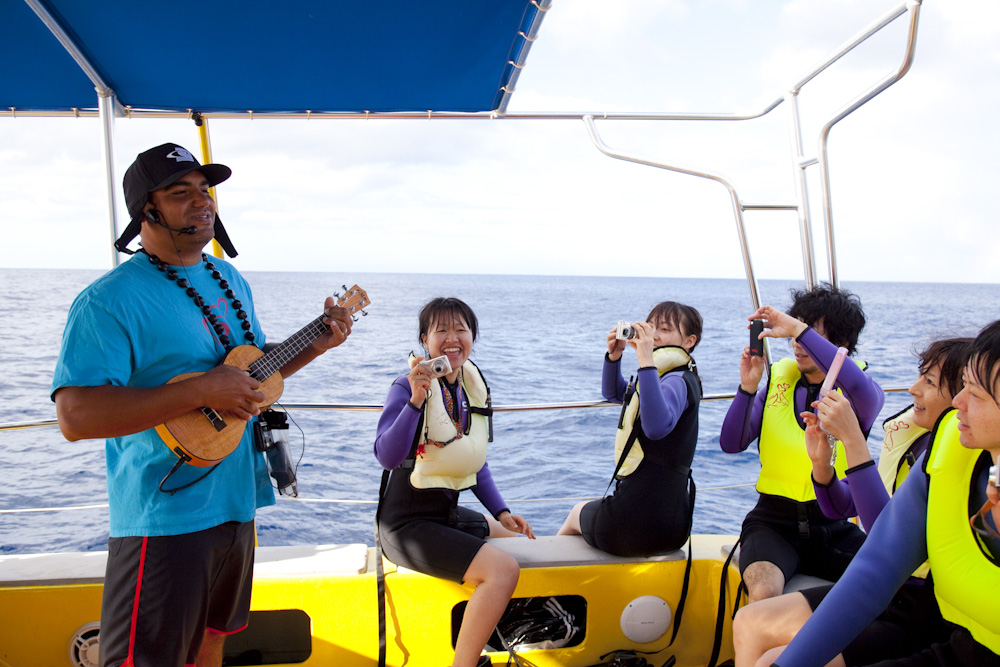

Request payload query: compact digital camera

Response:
[615,321,637,341]
[419,355,453,378]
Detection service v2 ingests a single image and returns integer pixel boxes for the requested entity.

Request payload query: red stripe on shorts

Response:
[125,536,149,666]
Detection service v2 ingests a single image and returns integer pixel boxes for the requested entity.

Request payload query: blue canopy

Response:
[3,0,546,114]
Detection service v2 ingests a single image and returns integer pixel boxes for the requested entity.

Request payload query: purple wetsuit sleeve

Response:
[603,354,627,401]
[797,328,885,432]
[772,459,929,667]
[813,473,857,520]
[635,367,690,441]
[374,376,421,470]
[844,461,890,531]
[471,462,508,519]
[720,388,764,453]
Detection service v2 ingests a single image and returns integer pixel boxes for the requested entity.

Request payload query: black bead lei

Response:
[142,250,256,350]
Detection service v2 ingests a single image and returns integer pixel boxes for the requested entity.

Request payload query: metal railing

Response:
[0,384,913,517]
[0,386,913,433]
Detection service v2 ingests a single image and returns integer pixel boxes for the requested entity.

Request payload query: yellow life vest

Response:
[409,359,491,492]
[924,410,1000,653]
[879,405,928,494]
[613,346,694,478]
[878,405,931,579]
[756,357,855,502]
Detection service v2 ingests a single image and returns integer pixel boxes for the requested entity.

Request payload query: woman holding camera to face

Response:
[558,301,703,557]
[374,297,534,667]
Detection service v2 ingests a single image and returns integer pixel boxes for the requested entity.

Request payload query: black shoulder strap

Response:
[706,533,742,667]
[667,471,696,647]
[605,377,639,495]
[375,468,391,667]
[605,422,641,496]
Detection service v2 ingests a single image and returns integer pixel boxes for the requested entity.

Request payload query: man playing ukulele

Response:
[52,143,354,667]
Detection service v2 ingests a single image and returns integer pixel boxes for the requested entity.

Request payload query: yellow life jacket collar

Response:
[650,345,695,376]
[879,405,929,494]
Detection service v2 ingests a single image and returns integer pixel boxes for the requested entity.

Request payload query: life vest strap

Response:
[797,503,810,539]
[467,404,494,442]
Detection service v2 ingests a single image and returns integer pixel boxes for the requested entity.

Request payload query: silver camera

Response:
[615,321,637,341]
[990,463,999,489]
[419,355,453,379]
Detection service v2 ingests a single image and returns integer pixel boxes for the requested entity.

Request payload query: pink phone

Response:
[816,347,849,406]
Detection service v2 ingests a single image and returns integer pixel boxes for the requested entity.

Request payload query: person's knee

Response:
[742,561,785,602]
[495,550,520,590]
[467,545,520,592]
[559,502,586,535]
[732,603,758,648]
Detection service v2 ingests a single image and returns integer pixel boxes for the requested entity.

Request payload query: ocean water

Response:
[1,269,997,554]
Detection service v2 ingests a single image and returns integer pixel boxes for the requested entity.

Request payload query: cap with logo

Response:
[115,143,238,257]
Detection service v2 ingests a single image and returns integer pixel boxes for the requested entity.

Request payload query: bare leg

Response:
[196,629,225,667]
[452,544,520,667]
[556,501,587,536]
[733,592,812,667]
[742,560,785,604]
[757,645,846,667]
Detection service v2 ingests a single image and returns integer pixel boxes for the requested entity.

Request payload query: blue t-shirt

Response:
[51,253,275,537]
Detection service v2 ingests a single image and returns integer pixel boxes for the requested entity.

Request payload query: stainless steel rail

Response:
[4,1,922,308]
[0,386,915,432]
[817,0,922,287]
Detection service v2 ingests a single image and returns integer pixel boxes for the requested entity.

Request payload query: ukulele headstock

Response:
[333,284,371,320]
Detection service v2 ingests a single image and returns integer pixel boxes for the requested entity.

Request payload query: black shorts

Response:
[580,463,693,557]
[379,503,488,583]
[99,521,255,667]
[801,580,953,666]
[378,466,491,584]
[738,494,865,582]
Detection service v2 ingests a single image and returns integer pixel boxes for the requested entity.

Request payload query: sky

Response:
[1,0,998,283]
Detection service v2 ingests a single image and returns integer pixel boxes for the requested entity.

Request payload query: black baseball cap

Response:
[115,143,238,257]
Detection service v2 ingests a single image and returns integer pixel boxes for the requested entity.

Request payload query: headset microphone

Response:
[145,209,197,235]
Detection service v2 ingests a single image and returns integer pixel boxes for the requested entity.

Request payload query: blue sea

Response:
[1,269,997,554]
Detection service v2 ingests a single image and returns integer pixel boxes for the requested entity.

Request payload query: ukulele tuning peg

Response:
[361,309,369,317]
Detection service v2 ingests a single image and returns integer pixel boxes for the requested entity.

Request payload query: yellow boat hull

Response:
[0,535,741,667]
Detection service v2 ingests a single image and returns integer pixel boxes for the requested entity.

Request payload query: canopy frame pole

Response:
[815,0,922,288]
[495,0,553,116]
[582,115,765,316]
[98,89,121,267]
[580,0,921,309]
[192,114,224,258]
[785,90,819,289]
[22,0,125,117]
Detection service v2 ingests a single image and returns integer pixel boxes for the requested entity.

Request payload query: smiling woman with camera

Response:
[557,301,703,557]
[374,297,534,667]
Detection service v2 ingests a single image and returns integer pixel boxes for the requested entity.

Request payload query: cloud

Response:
[1,0,997,284]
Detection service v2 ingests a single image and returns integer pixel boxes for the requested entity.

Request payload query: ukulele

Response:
[155,284,370,467]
